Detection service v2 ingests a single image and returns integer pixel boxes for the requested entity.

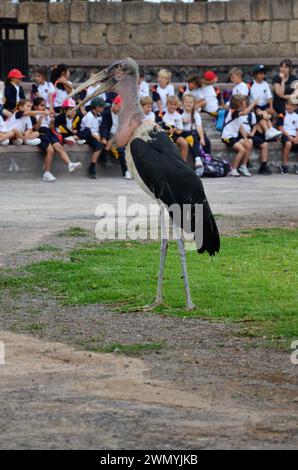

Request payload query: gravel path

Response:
[0,176,297,449]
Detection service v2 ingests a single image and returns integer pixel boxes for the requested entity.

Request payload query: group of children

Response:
[0,61,298,181]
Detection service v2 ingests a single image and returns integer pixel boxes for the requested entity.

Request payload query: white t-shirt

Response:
[35,114,51,128]
[53,81,72,108]
[14,84,21,104]
[36,81,55,108]
[183,86,205,101]
[162,111,183,130]
[201,85,218,113]
[81,110,102,136]
[139,80,149,98]
[221,110,242,139]
[85,84,101,107]
[181,111,202,131]
[143,111,155,122]
[0,115,8,132]
[6,112,32,133]
[250,81,272,107]
[110,111,119,135]
[153,84,175,112]
[282,111,298,136]
[232,82,249,96]
[240,112,257,134]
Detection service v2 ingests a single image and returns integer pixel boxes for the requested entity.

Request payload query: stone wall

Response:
[1,0,298,63]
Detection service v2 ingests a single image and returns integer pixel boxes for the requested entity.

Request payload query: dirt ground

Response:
[0,177,297,449]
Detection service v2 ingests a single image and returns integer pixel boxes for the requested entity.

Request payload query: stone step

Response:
[0,142,297,178]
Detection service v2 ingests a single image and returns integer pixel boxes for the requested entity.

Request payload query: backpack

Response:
[215,108,228,132]
[199,147,230,177]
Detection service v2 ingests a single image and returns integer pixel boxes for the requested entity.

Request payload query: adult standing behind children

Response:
[4,69,26,112]
[272,59,297,115]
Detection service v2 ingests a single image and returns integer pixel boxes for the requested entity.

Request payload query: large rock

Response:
[227,0,251,21]
[72,45,97,59]
[0,1,17,19]
[221,23,243,44]
[125,3,157,24]
[52,24,69,46]
[207,2,226,22]
[165,24,184,45]
[18,2,47,24]
[174,4,188,23]
[245,22,261,44]
[28,24,38,47]
[159,4,174,24]
[261,22,271,43]
[48,3,67,23]
[188,3,206,23]
[294,0,298,18]
[289,20,298,41]
[132,24,163,45]
[70,24,80,45]
[272,0,292,20]
[70,1,87,23]
[251,0,271,21]
[271,21,288,43]
[203,23,221,45]
[80,24,106,45]
[90,3,123,24]
[184,24,202,46]
[107,24,131,46]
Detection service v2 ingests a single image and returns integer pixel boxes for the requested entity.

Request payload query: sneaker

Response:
[238,165,252,177]
[25,138,41,146]
[42,171,56,182]
[64,136,76,145]
[230,168,241,177]
[0,139,10,146]
[68,162,81,173]
[258,164,272,175]
[88,163,97,179]
[12,138,23,146]
[76,139,86,146]
[124,170,132,180]
[195,156,203,168]
[195,166,204,177]
[265,128,282,141]
[279,164,289,175]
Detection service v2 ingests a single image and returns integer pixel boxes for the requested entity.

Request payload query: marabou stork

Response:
[67,58,220,310]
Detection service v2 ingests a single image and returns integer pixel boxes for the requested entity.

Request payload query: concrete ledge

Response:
[0,142,297,178]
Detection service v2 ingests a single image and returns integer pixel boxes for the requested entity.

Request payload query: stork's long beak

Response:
[66,62,123,113]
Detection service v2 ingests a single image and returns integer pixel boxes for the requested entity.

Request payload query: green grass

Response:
[57,226,90,237]
[87,342,166,355]
[0,228,297,341]
[36,244,61,252]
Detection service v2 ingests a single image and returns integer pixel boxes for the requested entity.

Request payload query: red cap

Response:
[7,68,25,79]
[203,70,218,82]
[62,98,76,108]
[113,95,122,105]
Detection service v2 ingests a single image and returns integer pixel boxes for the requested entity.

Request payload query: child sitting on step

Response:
[277,99,298,175]
[32,97,81,182]
[181,93,211,173]
[221,94,259,177]
[162,95,188,161]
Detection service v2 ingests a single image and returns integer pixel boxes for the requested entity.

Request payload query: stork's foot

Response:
[127,299,164,312]
[186,302,196,311]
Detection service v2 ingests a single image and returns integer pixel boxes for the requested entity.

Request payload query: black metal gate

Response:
[0,20,28,80]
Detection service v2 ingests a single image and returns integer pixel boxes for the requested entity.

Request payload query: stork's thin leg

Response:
[153,205,168,305]
[177,238,196,311]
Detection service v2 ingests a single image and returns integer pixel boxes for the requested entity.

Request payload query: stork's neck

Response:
[115,75,144,147]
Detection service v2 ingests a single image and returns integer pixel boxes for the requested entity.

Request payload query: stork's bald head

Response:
[65,57,139,111]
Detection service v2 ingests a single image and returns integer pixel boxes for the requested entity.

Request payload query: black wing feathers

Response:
[130,132,220,256]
